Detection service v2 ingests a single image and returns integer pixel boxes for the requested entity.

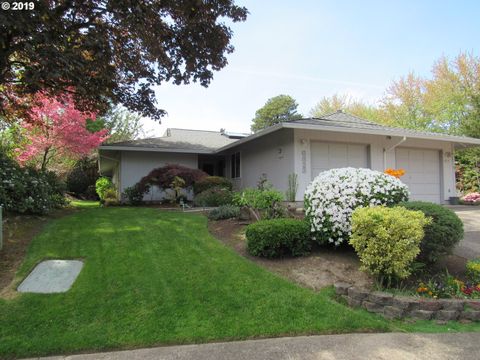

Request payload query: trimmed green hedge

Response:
[246,219,311,258]
[399,201,464,263]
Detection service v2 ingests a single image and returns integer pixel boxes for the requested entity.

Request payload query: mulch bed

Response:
[208,218,374,290]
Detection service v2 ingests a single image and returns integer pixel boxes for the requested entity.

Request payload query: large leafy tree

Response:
[251,95,302,132]
[0,0,248,123]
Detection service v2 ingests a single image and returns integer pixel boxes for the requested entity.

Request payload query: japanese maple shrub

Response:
[304,167,409,245]
[350,206,430,285]
[137,164,207,194]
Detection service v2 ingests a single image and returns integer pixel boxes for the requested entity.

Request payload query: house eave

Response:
[214,124,283,153]
[282,122,480,145]
[98,145,215,154]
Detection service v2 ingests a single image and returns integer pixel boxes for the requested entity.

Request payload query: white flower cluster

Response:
[304,167,409,245]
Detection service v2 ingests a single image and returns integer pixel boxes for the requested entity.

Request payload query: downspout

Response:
[383,136,407,169]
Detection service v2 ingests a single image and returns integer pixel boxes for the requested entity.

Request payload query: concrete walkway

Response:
[449,205,480,259]
[30,333,480,360]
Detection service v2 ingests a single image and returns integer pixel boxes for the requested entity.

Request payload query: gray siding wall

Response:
[225,129,295,195]
[119,151,198,201]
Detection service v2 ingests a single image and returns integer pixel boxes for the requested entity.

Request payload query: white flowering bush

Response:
[304,167,409,245]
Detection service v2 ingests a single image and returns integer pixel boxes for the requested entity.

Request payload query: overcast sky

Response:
[144,0,480,137]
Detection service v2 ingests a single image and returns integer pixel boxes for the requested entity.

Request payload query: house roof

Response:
[216,110,480,152]
[99,111,480,154]
[99,128,248,153]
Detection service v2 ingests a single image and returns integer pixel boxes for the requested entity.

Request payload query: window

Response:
[231,152,241,178]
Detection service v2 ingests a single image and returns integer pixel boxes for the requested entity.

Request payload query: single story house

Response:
[98,110,480,204]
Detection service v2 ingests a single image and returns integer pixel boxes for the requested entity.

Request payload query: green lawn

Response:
[0,205,478,358]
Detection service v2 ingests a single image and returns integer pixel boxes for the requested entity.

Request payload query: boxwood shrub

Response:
[399,201,464,263]
[245,219,311,258]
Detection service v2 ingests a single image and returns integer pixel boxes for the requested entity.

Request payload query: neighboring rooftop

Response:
[100,128,249,153]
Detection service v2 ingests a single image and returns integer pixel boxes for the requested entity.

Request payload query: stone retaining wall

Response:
[334,283,480,322]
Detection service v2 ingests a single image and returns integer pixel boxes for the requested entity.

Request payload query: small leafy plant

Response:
[285,173,298,202]
[466,258,480,284]
[95,177,114,201]
[208,205,240,220]
[233,188,284,220]
[123,185,145,205]
[194,187,233,207]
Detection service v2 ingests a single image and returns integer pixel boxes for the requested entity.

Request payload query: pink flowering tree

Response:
[16,93,109,170]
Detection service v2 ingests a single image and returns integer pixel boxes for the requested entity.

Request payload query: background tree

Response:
[16,93,109,171]
[309,52,480,193]
[0,1,248,123]
[310,93,382,123]
[380,72,434,130]
[87,106,149,143]
[251,95,302,132]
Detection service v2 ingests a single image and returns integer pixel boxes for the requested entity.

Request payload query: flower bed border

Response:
[334,283,480,321]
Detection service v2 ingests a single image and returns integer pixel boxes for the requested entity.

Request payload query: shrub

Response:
[285,173,298,202]
[137,164,207,193]
[95,177,114,201]
[463,192,480,203]
[399,201,464,263]
[123,185,144,205]
[246,219,311,258]
[350,206,430,283]
[233,188,285,219]
[305,167,409,246]
[194,187,233,207]
[66,158,99,197]
[102,188,119,206]
[466,259,480,284]
[208,205,240,220]
[0,151,66,214]
[194,176,232,194]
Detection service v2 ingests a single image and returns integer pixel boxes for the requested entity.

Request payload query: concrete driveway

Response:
[447,205,480,259]
[30,333,480,360]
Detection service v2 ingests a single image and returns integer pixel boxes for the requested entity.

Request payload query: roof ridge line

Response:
[168,127,222,133]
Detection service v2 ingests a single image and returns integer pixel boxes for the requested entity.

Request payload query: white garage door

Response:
[311,142,369,179]
[396,148,441,203]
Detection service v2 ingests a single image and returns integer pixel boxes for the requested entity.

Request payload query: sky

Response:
[144,0,480,136]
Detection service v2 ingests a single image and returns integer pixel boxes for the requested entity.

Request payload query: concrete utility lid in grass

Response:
[17,260,84,293]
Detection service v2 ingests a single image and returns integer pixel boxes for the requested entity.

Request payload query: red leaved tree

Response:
[16,93,109,170]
